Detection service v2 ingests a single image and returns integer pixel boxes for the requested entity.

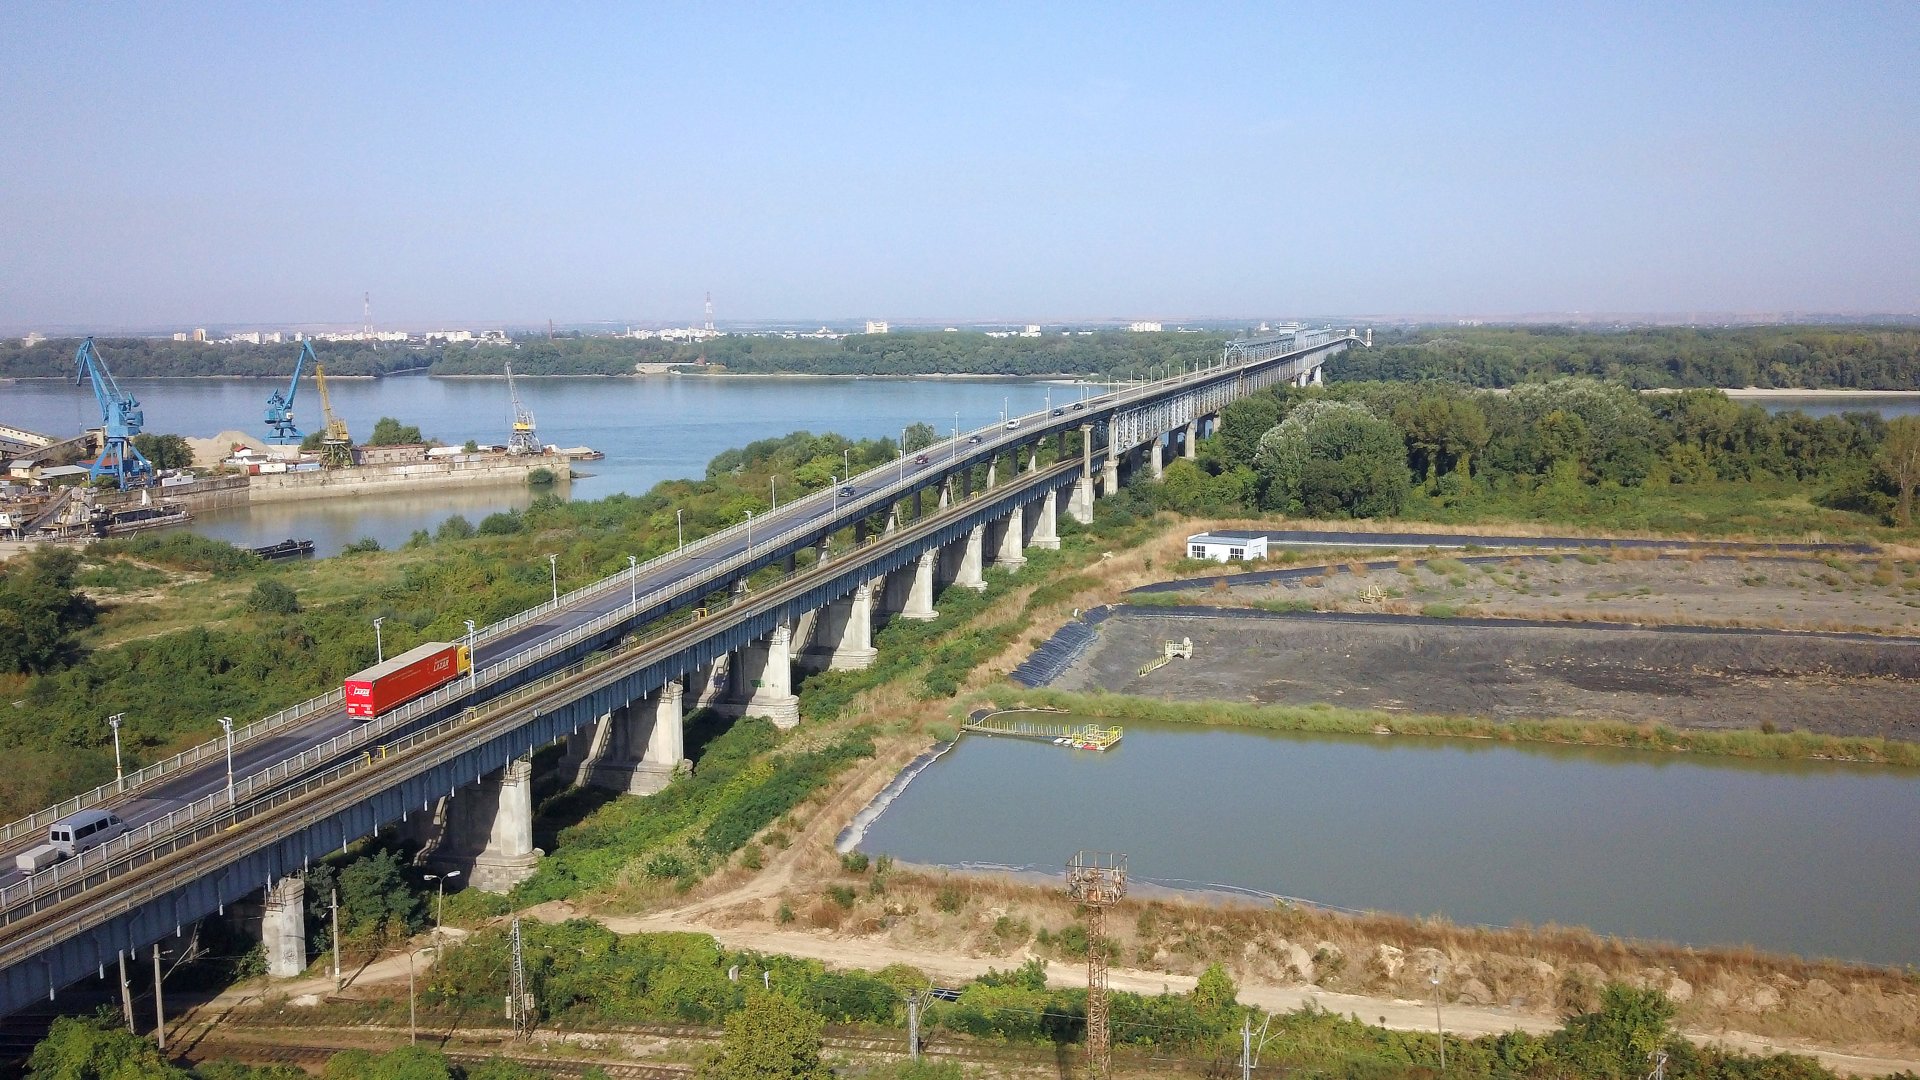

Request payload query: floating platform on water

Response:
[962,713,1123,751]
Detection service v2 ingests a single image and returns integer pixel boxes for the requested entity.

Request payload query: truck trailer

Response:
[344,641,471,719]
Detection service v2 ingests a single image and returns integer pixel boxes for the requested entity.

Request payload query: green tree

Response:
[700,989,832,1080]
[0,547,98,674]
[245,579,300,616]
[368,417,426,446]
[902,423,939,453]
[1878,416,1920,526]
[130,433,193,471]
[27,1014,189,1080]
[1253,400,1409,518]
[1555,984,1676,1079]
[308,849,420,947]
[1207,394,1283,470]
[1190,962,1238,1017]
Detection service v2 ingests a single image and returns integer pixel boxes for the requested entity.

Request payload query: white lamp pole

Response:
[217,716,235,804]
[627,555,638,608]
[770,475,777,512]
[547,553,558,602]
[372,617,385,663]
[464,620,477,691]
[676,509,684,554]
[744,510,753,556]
[107,713,125,785]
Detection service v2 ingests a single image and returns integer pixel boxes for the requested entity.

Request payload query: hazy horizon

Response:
[3,3,1916,330]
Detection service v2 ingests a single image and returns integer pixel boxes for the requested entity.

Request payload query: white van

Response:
[46,809,129,858]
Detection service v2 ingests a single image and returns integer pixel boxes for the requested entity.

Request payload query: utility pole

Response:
[331,888,342,992]
[151,946,166,1051]
[1242,1014,1252,1080]
[1067,851,1128,1080]
[907,994,920,1063]
[117,953,133,1033]
[508,916,531,1038]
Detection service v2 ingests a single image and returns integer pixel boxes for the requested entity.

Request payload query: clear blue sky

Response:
[2,2,1915,329]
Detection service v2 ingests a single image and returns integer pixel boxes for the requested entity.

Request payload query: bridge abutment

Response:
[262,875,306,978]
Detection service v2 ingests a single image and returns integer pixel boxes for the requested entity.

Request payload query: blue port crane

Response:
[73,337,154,490]
[264,341,315,444]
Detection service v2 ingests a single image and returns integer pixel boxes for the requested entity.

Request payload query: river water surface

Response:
[855,717,1920,966]
[6,374,1080,554]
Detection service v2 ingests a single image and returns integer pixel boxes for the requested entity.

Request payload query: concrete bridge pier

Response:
[804,584,877,671]
[724,622,800,728]
[994,506,1026,569]
[437,758,543,894]
[1101,454,1120,498]
[898,548,939,620]
[262,875,306,978]
[1067,477,1095,524]
[1183,419,1197,460]
[564,681,686,794]
[952,524,987,590]
[1149,438,1164,480]
[1029,488,1061,549]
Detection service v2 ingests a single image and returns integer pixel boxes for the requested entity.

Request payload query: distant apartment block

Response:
[864,320,890,335]
[1126,321,1163,332]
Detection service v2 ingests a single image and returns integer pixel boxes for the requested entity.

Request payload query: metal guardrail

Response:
[0,340,1351,866]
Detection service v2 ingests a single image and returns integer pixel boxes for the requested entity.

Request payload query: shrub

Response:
[934,884,964,913]
[645,852,688,879]
[246,579,300,615]
[840,851,869,873]
[477,511,524,535]
[341,536,382,554]
[826,885,857,909]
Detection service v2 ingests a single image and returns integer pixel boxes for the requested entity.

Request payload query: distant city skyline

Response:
[2,3,1915,330]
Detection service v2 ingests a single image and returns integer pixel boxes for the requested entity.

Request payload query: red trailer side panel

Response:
[343,642,468,719]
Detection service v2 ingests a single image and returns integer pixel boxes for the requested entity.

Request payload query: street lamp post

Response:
[951,411,959,462]
[1431,972,1445,1072]
[107,713,125,785]
[372,617,385,663]
[423,870,461,933]
[770,475,777,512]
[464,620,477,691]
[843,447,851,482]
[217,716,235,804]
[627,555,638,609]
[675,508,684,554]
[744,509,753,556]
[547,553,558,603]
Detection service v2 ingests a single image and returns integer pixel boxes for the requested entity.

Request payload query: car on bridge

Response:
[913,453,928,465]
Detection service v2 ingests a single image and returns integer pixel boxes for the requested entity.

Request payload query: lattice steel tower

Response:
[1067,851,1128,1079]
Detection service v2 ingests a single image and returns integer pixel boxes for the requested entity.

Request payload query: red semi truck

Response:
[344,641,472,719]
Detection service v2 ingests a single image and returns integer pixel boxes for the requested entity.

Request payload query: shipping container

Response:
[344,641,471,719]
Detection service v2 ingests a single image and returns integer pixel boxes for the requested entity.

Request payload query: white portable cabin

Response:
[1185,533,1268,563]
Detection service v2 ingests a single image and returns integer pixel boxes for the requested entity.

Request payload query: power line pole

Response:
[508,916,531,1038]
[151,947,166,1051]
[1242,1014,1252,1080]
[907,993,920,1063]
[331,887,342,992]
[1067,851,1128,1080]
[117,953,133,1033]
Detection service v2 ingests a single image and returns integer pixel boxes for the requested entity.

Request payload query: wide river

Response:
[856,718,1920,967]
[5,374,1084,555]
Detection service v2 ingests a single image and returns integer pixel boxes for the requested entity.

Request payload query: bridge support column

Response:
[1183,419,1197,460]
[804,584,877,670]
[985,459,998,490]
[1311,364,1323,386]
[725,622,800,728]
[1149,438,1164,480]
[442,757,543,894]
[901,548,939,620]
[1067,477,1094,525]
[566,681,686,795]
[1101,455,1120,497]
[1029,489,1061,549]
[955,525,986,590]
[994,506,1026,569]
[262,876,306,978]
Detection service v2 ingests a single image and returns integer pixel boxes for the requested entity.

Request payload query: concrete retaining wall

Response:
[248,456,570,503]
